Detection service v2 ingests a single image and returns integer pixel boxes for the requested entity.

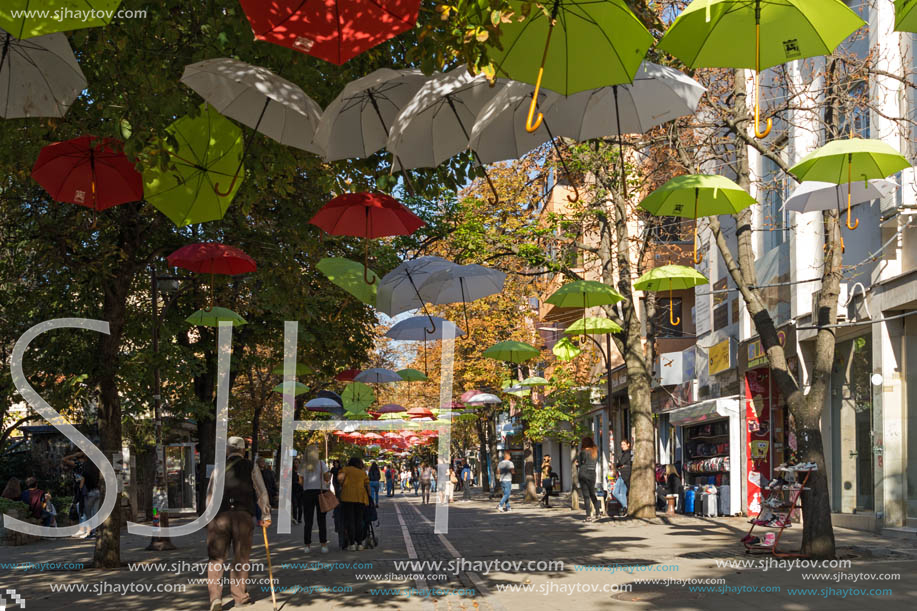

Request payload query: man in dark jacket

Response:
[617,439,632,488]
[256,457,277,507]
[206,437,271,611]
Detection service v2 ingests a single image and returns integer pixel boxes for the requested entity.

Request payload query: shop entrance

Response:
[831,335,874,513]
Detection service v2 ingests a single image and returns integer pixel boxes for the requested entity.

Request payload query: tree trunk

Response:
[569,444,580,511]
[247,368,261,459]
[487,414,499,498]
[522,433,537,502]
[476,417,489,493]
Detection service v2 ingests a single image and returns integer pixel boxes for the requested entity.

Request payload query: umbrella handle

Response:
[363,239,377,285]
[526,7,557,133]
[669,287,681,327]
[846,165,859,230]
[213,170,241,197]
[693,198,703,265]
[753,22,772,139]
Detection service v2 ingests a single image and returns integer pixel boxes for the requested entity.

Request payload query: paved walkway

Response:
[2,489,916,610]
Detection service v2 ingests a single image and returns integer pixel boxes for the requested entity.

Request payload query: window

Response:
[761,155,788,252]
[652,297,683,337]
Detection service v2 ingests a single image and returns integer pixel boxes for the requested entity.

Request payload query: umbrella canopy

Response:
[397,368,428,382]
[552,336,582,361]
[0,30,86,118]
[271,363,313,376]
[32,136,143,213]
[406,407,435,419]
[895,0,917,32]
[502,384,531,397]
[313,67,428,160]
[482,340,540,364]
[376,256,455,317]
[180,57,322,153]
[487,0,652,133]
[354,368,403,384]
[459,389,483,403]
[167,243,257,275]
[386,316,464,340]
[316,390,344,405]
[788,139,910,230]
[783,179,897,214]
[638,174,756,263]
[417,263,506,331]
[143,104,244,227]
[386,65,504,171]
[466,392,502,405]
[272,381,309,395]
[634,265,709,327]
[239,0,421,65]
[657,0,864,139]
[305,397,343,413]
[1,1,122,39]
[185,307,246,327]
[335,369,361,382]
[520,376,550,387]
[563,316,623,336]
[317,257,378,305]
[377,403,407,414]
[546,280,624,310]
[341,381,375,412]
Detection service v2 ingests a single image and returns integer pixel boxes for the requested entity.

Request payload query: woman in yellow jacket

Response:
[337,456,370,551]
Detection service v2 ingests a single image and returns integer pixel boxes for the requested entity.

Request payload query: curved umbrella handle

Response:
[846,181,859,230]
[668,286,680,327]
[525,85,544,133]
[363,239,376,285]
[753,21,771,139]
[213,169,241,197]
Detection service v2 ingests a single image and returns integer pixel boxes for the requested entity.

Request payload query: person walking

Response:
[291,458,303,525]
[63,450,100,537]
[299,445,330,553]
[368,462,382,506]
[400,468,408,493]
[613,439,632,516]
[540,455,554,508]
[385,465,395,497]
[419,463,434,504]
[256,457,278,507]
[496,452,514,512]
[461,462,472,501]
[411,467,419,496]
[576,437,600,522]
[447,466,458,503]
[205,436,271,611]
[337,456,370,551]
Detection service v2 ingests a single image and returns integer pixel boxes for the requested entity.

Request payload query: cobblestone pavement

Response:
[2,489,916,610]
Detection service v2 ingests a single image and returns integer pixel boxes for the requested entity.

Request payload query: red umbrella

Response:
[377,403,407,414]
[406,407,434,419]
[167,242,257,307]
[335,369,361,382]
[239,0,421,65]
[459,389,483,403]
[310,192,424,282]
[32,135,142,215]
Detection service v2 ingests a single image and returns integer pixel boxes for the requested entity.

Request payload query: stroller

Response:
[362,500,379,548]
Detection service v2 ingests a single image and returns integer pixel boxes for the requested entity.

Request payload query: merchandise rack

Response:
[742,466,814,558]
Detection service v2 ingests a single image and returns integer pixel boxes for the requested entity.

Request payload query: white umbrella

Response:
[181,58,323,153]
[376,256,455,317]
[313,68,428,162]
[387,65,504,201]
[354,368,403,384]
[466,392,502,405]
[418,264,506,331]
[305,397,344,414]
[385,315,464,374]
[0,30,86,118]
[783,179,897,213]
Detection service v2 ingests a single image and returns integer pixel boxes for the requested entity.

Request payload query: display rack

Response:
[742,465,815,558]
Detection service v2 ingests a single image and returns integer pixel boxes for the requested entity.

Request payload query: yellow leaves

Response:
[437,4,453,20]
[476,29,489,42]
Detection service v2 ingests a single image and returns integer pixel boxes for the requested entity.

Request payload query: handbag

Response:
[318,489,339,513]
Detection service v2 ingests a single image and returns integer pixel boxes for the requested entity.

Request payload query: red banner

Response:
[745,369,772,516]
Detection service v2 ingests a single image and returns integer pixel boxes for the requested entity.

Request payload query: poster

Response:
[745,368,772,516]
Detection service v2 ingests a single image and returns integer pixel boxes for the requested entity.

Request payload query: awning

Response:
[667,396,741,426]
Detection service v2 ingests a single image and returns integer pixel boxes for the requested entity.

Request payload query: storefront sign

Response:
[708,339,733,375]
[652,380,695,413]
[739,323,796,372]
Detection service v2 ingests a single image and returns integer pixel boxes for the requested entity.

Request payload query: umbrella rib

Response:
[562,3,633,85]
[492,7,545,79]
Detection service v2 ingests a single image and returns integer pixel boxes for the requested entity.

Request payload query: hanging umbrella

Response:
[502,384,531,397]
[341,381,375,412]
[167,242,256,307]
[180,58,322,194]
[305,397,344,413]
[787,138,910,230]
[459,389,483,403]
[313,67,427,188]
[31,136,142,216]
[272,381,309,395]
[634,265,709,327]
[316,390,344,405]
[335,369,361,382]
[546,280,624,310]
[1,1,123,39]
[487,0,653,134]
[466,393,502,405]
[657,0,864,139]
[562,316,623,336]
[185,307,246,327]
[417,263,506,332]
[544,61,707,197]
[783,179,898,214]
[638,174,756,264]
[143,104,245,227]
[482,340,540,364]
[552,336,582,361]
[386,65,504,202]
[397,369,427,382]
[239,0,421,64]
[520,376,549,387]
[316,257,379,305]
[377,403,407,414]
[310,192,425,283]
[0,29,86,118]
[406,407,435,419]
[895,0,917,32]
[376,256,455,328]
[271,363,313,376]
[354,368,403,384]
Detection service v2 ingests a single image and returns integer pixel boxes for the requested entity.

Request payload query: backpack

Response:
[219,456,256,515]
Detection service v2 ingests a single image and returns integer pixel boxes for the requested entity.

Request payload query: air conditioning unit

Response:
[811,283,848,321]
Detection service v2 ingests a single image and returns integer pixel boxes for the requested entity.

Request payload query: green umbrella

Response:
[316,257,378,305]
[341,381,375,413]
[143,104,244,227]
[483,340,540,364]
[634,265,709,327]
[501,379,532,397]
[488,0,653,133]
[552,336,582,361]
[185,306,246,327]
[788,138,910,230]
[272,381,309,396]
[563,316,623,336]
[546,281,624,309]
[638,174,756,264]
[519,376,550,387]
[1,1,123,39]
[271,362,312,376]
[657,0,864,139]
[397,368,428,382]
[895,0,917,32]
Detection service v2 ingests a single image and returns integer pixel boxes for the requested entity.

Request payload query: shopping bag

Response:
[318,490,339,513]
